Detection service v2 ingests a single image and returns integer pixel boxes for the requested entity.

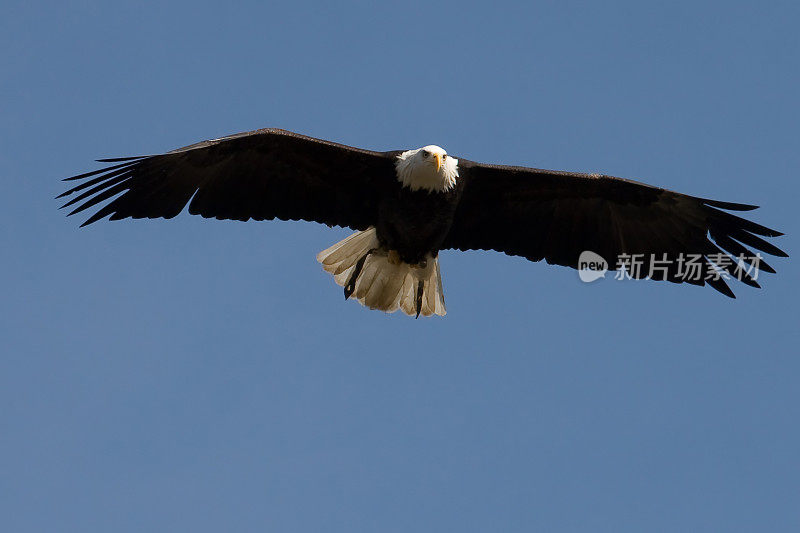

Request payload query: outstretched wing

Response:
[444,160,787,297]
[59,128,397,230]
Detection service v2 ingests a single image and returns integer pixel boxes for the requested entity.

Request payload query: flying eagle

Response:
[58,128,787,317]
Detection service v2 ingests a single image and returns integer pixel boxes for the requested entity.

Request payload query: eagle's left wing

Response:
[443,160,787,296]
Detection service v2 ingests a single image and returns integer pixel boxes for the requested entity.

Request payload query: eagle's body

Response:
[376,184,460,264]
[59,128,787,317]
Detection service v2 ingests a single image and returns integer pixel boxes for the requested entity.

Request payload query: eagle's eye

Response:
[421,150,429,158]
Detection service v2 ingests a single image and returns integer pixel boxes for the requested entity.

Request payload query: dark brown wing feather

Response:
[444,160,787,297]
[58,128,397,230]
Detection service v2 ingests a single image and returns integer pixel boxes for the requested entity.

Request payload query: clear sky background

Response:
[2,1,798,531]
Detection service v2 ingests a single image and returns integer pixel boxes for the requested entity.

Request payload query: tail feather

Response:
[319,230,376,267]
[317,228,447,317]
[400,277,416,316]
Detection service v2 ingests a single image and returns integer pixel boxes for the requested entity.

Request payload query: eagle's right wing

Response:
[59,128,398,230]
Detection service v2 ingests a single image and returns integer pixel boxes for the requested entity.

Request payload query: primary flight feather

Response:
[59,128,787,317]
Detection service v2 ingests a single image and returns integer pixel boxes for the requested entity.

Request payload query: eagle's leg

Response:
[415,279,424,319]
[344,248,377,300]
[387,249,402,265]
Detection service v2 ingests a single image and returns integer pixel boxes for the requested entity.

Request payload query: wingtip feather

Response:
[95,155,149,163]
[702,198,759,211]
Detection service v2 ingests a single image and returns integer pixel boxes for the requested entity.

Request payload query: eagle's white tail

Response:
[316,228,446,317]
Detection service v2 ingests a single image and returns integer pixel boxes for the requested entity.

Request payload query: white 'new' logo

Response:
[578,251,608,283]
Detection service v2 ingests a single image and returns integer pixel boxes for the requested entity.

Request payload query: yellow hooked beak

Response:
[433,153,443,172]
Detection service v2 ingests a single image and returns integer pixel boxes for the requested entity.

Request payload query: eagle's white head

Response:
[395,145,459,192]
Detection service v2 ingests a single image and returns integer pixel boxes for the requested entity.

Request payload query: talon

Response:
[344,249,375,300]
[415,279,424,318]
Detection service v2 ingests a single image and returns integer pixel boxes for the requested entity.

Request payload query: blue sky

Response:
[2,1,798,531]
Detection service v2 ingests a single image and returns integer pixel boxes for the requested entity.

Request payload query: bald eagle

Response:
[59,128,787,317]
